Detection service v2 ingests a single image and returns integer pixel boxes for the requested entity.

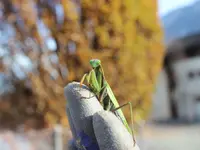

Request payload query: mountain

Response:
[162,0,200,43]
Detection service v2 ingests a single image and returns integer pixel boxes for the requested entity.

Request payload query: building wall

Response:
[172,56,200,121]
[151,69,171,121]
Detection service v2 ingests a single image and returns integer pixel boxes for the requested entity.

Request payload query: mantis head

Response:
[90,59,101,68]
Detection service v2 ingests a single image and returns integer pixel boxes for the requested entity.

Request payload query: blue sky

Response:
[158,0,197,16]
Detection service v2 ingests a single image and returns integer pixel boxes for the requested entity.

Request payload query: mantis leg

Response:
[99,86,107,103]
[87,71,92,98]
[80,73,88,87]
[99,87,112,110]
[80,94,97,100]
[79,71,98,99]
[80,73,93,99]
[112,102,136,146]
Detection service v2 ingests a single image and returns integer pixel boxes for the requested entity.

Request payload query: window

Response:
[188,71,195,79]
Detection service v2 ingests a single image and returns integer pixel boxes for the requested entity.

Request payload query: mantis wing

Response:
[106,83,132,134]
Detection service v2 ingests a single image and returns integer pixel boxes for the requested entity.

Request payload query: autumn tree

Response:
[0,0,164,128]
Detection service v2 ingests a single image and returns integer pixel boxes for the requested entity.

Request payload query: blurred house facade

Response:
[152,33,200,122]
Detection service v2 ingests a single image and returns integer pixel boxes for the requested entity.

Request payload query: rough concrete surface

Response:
[0,123,199,150]
[137,123,200,150]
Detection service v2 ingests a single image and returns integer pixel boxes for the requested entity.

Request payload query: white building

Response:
[152,33,200,122]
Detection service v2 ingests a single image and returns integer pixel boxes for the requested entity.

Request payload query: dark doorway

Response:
[164,55,178,119]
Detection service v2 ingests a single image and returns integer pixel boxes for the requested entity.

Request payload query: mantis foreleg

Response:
[80,70,102,99]
[80,73,88,87]
[80,72,95,98]
[99,87,112,110]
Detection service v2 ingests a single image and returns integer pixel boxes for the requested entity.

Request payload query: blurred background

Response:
[0,0,199,150]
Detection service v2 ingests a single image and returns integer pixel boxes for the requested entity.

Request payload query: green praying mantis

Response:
[80,59,135,144]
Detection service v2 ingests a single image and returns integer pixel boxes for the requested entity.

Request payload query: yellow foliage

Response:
[2,0,164,128]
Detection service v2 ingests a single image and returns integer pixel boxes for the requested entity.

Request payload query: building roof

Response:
[166,33,200,55]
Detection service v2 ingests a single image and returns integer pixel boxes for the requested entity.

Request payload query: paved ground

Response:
[0,123,199,150]
[137,122,200,150]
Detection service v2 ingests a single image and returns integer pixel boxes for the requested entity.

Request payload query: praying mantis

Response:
[80,59,135,144]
